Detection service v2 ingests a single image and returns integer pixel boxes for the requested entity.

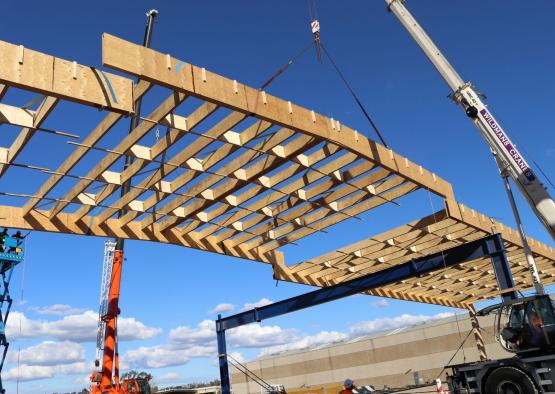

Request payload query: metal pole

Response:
[116,8,159,250]
[216,315,231,394]
[501,174,545,295]
[96,10,159,390]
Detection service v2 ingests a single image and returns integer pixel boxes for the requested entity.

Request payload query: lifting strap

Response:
[321,43,389,148]
[306,9,390,148]
[259,42,312,91]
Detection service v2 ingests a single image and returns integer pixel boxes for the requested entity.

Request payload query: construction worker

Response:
[340,379,355,394]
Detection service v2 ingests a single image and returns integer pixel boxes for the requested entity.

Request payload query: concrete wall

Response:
[231,314,512,394]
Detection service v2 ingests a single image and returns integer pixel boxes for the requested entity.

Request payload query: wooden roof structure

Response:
[275,200,555,308]
[0,34,553,308]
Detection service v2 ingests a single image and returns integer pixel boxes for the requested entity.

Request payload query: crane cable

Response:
[320,43,389,148]
[259,42,313,91]
[306,0,390,148]
[257,3,391,148]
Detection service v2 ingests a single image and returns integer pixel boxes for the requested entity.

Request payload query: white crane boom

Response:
[385,0,554,294]
[385,0,555,241]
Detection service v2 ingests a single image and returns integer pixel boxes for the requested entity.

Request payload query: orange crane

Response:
[89,244,153,394]
[90,242,127,392]
[89,9,158,394]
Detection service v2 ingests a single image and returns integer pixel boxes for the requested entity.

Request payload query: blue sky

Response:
[1,0,554,392]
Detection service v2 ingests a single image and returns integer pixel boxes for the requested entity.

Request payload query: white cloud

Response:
[209,303,235,315]
[122,311,457,370]
[6,310,162,342]
[124,344,213,369]
[3,362,88,382]
[242,298,272,311]
[228,351,245,364]
[372,300,389,308]
[169,319,296,349]
[349,312,454,337]
[127,319,297,369]
[29,304,87,316]
[169,320,216,348]
[119,316,163,341]
[228,324,297,348]
[153,372,181,384]
[260,331,348,356]
[7,341,85,366]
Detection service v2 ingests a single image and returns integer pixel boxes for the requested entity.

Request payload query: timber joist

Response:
[275,199,555,306]
[0,34,552,308]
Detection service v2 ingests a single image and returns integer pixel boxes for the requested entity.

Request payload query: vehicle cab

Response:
[497,295,555,353]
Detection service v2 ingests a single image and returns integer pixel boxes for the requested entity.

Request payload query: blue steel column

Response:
[486,234,518,302]
[216,314,231,394]
[213,234,515,392]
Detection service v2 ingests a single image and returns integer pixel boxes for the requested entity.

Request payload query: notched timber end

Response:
[0,39,133,113]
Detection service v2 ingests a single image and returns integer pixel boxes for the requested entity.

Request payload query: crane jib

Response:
[479,108,536,182]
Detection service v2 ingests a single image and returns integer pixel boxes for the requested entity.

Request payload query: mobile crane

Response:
[385,1,555,392]
[89,9,158,394]
[89,242,153,394]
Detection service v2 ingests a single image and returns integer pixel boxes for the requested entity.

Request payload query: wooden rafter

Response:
[0,97,59,176]
[0,34,552,309]
[275,199,555,306]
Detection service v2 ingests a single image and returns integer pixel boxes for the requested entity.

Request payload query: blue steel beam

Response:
[217,234,509,332]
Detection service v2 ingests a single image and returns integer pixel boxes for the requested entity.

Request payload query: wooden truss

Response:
[0,34,552,308]
[274,199,555,308]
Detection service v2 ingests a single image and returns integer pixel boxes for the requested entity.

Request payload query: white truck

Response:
[385,1,555,393]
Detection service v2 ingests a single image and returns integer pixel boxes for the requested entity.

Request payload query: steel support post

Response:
[215,234,514,393]
[216,315,231,394]
[485,233,518,302]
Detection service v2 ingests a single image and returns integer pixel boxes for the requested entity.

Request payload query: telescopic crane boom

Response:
[385,0,555,295]
[385,0,555,242]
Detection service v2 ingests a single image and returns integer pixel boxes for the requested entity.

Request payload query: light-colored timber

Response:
[0,34,552,308]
